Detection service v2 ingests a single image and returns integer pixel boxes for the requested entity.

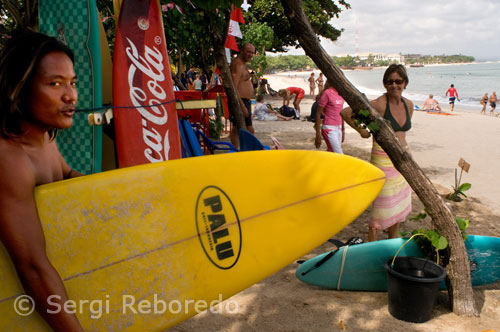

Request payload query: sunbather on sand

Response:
[422,94,442,112]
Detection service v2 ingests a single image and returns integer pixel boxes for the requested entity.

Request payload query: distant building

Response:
[333,52,403,63]
[402,54,423,64]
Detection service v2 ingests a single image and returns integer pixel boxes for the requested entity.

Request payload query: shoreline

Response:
[173,88,500,331]
[257,74,500,216]
[264,70,492,112]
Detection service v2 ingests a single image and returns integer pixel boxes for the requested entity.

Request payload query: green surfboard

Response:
[39,0,103,174]
[296,235,500,291]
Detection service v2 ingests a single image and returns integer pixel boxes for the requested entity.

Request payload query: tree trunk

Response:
[206,9,246,130]
[280,0,478,316]
[172,73,186,90]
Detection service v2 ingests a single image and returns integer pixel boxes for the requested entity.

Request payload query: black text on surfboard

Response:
[196,186,242,269]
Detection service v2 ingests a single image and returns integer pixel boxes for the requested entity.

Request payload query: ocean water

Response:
[300,62,500,112]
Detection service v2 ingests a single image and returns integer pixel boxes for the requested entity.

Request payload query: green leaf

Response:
[458,183,471,192]
[409,212,427,221]
[427,230,440,243]
[435,236,448,250]
[358,109,370,117]
[367,122,380,132]
[455,217,469,232]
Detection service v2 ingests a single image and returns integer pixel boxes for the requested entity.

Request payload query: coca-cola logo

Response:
[125,37,170,163]
[137,17,149,30]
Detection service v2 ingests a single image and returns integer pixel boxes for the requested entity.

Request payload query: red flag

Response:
[225,34,239,52]
[230,7,245,24]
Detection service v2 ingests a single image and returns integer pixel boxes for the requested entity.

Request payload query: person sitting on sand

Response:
[341,64,414,242]
[308,94,322,122]
[422,94,442,112]
[489,91,497,116]
[278,87,305,116]
[254,94,293,121]
[480,93,488,115]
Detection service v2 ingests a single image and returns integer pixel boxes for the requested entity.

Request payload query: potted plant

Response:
[384,212,469,323]
[399,211,469,266]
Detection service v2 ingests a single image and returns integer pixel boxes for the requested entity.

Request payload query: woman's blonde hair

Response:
[277,89,287,97]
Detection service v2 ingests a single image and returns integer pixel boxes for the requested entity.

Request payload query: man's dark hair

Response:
[0,30,74,138]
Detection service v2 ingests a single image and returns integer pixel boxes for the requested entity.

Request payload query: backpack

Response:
[280,105,299,119]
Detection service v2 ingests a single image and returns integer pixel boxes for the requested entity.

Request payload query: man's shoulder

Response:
[0,138,35,186]
[231,57,245,69]
[0,138,31,166]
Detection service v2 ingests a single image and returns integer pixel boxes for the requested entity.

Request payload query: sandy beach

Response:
[171,72,499,332]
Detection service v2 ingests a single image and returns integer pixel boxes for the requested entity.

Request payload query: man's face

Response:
[25,51,78,130]
[241,45,255,63]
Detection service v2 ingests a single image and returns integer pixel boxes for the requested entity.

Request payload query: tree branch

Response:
[207,9,246,130]
[280,0,478,316]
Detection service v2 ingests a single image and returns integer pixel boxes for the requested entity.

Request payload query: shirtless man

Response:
[0,31,84,331]
[230,43,255,148]
[489,91,497,116]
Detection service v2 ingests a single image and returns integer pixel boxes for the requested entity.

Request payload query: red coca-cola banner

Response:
[113,0,181,167]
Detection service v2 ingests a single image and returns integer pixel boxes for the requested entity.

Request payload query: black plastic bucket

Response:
[385,256,446,323]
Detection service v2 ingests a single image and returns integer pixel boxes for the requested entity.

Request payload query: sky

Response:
[283,0,500,61]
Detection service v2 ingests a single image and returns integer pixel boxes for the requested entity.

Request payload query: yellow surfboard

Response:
[0,151,384,331]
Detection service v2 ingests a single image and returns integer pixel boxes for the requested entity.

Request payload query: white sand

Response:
[171,71,500,332]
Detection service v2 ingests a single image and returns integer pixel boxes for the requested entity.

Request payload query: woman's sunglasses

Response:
[385,79,405,85]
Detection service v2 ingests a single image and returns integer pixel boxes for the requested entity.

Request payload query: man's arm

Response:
[230,61,249,118]
[59,148,83,179]
[0,151,83,332]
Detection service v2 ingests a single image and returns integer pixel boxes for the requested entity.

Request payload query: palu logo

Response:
[196,186,242,269]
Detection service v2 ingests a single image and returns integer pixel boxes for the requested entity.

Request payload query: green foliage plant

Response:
[351,109,380,133]
[208,117,224,139]
[447,168,471,202]
[244,0,350,53]
[398,211,469,266]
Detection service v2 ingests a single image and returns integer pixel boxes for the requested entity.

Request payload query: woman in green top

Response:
[341,64,414,242]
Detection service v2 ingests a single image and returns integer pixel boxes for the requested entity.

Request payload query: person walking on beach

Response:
[308,73,316,96]
[480,93,489,115]
[341,64,413,242]
[445,84,459,112]
[314,80,345,154]
[489,91,497,116]
[278,87,305,116]
[316,73,325,94]
[230,42,255,148]
[0,31,84,331]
